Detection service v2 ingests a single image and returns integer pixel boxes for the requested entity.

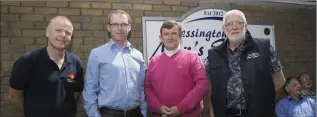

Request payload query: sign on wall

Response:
[142,6,275,67]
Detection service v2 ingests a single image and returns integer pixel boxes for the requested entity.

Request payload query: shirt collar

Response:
[109,39,133,50]
[164,43,181,57]
[287,95,304,101]
[226,37,245,52]
[64,51,72,64]
[42,47,72,64]
[301,91,315,95]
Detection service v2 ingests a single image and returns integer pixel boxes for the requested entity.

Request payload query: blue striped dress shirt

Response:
[275,96,316,117]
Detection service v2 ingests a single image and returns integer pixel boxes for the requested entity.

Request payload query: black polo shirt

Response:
[9,47,84,117]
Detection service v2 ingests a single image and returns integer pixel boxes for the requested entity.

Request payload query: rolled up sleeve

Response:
[269,45,282,73]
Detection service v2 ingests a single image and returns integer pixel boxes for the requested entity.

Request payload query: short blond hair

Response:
[107,9,132,24]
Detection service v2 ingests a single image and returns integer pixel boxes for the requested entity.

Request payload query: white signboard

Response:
[142,7,275,67]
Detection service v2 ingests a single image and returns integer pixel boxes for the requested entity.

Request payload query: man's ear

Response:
[127,24,131,32]
[222,25,226,33]
[244,24,248,31]
[107,24,111,32]
[45,27,50,38]
[178,32,182,38]
[285,86,290,93]
[159,34,163,42]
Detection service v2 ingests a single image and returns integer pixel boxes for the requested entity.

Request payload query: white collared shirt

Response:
[164,44,181,57]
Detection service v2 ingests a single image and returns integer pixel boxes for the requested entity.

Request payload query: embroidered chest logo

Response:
[247,53,260,60]
[67,72,76,83]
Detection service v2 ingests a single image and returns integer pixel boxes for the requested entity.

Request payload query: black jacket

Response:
[207,31,275,117]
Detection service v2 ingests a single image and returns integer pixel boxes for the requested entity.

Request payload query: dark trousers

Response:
[225,108,249,117]
[226,114,249,117]
[99,106,144,117]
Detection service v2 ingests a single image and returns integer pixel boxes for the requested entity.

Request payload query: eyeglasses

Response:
[109,23,130,28]
[224,21,245,29]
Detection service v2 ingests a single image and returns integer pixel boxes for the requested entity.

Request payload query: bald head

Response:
[47,16,73,31]
[223,9,247,25]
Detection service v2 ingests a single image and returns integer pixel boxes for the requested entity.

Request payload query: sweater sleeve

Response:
[176,52,208,114]
[144,60,162,113]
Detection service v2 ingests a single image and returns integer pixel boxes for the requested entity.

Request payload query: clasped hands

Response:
[159,105,180,117]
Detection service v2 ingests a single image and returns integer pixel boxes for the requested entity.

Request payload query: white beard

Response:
[227,34,244,43]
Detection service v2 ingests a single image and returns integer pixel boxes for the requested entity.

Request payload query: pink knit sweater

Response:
[145,49,208,117]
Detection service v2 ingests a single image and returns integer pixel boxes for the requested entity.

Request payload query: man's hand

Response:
[207,84,214,117]
[74,92,81,102]
[209,105,215,117]
[8,87,24,111]
[159,105,171,116]
[166,106,180,117]
[209,111,215,117]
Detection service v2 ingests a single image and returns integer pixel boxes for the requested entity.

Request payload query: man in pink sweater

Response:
[145,20,208,117]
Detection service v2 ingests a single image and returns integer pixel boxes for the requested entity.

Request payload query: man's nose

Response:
[117,25,124,30]
[232,24,238,30]
[60,31,66,37]
[167,34,173,39]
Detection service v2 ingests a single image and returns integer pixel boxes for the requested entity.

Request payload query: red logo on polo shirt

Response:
[68,72,75,79]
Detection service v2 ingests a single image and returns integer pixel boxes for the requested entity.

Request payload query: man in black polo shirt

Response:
[8,16,84,117]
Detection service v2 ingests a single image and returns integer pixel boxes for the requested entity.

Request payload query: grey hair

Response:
[223,9,247,25]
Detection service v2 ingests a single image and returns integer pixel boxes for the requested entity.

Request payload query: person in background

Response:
[145,20,208,117]
[298,72,316,100]
[8,16,84,117]
[82,9,146,117]
[275,76,316,117]
[206,9,286,117]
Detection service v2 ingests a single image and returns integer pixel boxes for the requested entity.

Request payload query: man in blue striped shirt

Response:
[83,10,146,117]
[275,77,316,117]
